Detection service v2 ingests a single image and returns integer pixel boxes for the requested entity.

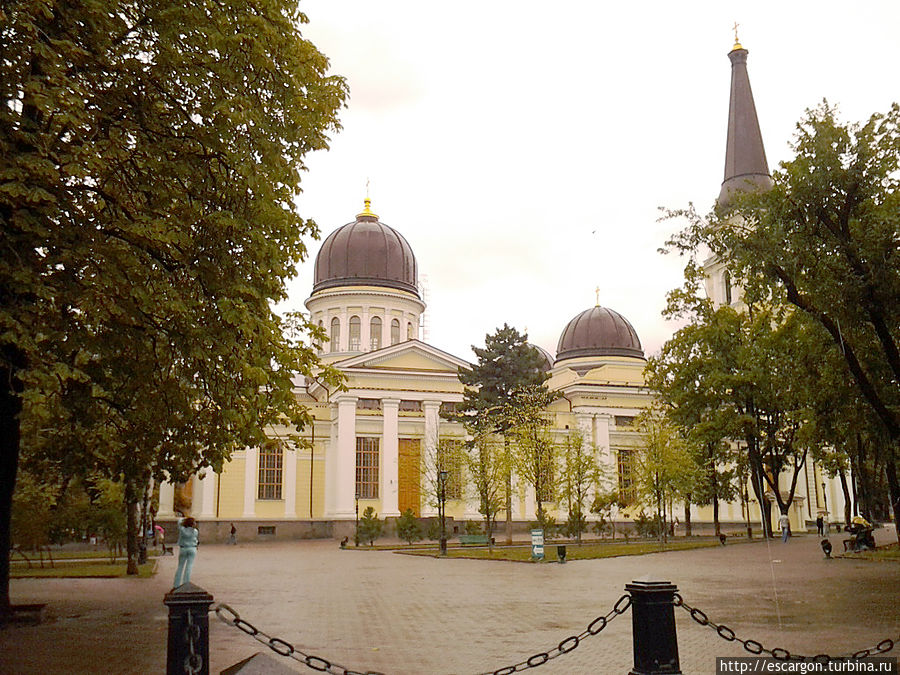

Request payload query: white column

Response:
[382,398,401,518]
[158,481,175,518]
[361,307,370,352]
[382,313,391,348]
[243,447,257,517]
[524,483,537,520]
[339,310,349,351]
[284,446,297,517]
[197,470,216,518]
[332,395,358,517]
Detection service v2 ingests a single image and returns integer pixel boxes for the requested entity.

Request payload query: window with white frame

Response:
[258,444,283,500]
[349,315,361,351]
[370,316,382,350]
[355,437,379,499]
[330,317,340,353]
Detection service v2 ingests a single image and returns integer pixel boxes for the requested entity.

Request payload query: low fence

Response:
[164,580,899,674]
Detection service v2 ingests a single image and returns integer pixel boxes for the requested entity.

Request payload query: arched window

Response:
[724,271,733,306]
[391,319,400,345]
[330,317,340,353]
[407,322,414,340]
[349,315,361,351]
[370,316,382,350]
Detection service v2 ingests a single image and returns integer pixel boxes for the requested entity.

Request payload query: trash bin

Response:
[557,545,567,563]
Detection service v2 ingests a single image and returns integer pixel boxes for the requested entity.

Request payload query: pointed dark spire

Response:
[718,44,772,207]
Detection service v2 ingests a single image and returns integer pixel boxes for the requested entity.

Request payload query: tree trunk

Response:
[125,482,140,575]
[683,499,692,537]
[504,437,512,545]
[712,498,720,537]
[0,347,25,623]
[884,448,900,548]
[838,466,852,528]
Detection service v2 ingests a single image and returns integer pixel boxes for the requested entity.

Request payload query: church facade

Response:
[157,41,847,540]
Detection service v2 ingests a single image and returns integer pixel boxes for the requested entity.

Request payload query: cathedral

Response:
[157,39,847,541]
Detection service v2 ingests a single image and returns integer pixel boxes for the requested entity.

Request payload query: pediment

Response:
[335,339,471,374]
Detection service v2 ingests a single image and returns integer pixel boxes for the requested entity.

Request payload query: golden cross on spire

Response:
[732,22,743,50]
[595,286,600,307]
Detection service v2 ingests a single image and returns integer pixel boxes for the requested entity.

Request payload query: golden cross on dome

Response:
[595,286,600,306]
[732,22,743,50]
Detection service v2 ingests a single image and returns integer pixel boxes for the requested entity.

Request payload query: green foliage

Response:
[591,490,621,539]
[396,509,422,545]
[506,385,557,516]
[531,509,557,539]
[632,511,664,539]
[561,509,587,541]
[425,518,442,541]
[356,507,383,547]
[0,0,348,600]
[10,473,54,551]
[664,102,900,537]
[464,520,483,535]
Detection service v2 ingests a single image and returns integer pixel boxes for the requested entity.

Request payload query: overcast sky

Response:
[279,0,900,363]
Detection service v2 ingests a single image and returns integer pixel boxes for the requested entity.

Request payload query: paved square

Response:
[3,529,899,674]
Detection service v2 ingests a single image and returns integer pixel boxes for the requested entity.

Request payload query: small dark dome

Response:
[556,306,644,362]
[313,202,419,296]
[530,343,555,371]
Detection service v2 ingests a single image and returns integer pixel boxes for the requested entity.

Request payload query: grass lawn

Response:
[836,542,900,562]
[11,549,163,562]
[10,560,157,578]
[394,537,728,562]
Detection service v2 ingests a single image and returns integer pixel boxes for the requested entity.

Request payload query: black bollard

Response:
[625,580,681,675]
[164,582,214,675]
[557,545,567,563]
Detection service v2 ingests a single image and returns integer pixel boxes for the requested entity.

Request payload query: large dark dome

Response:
[555,306,644,362]
[313,203,419,296]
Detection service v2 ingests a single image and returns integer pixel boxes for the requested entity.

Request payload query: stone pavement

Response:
[2,528,899,674]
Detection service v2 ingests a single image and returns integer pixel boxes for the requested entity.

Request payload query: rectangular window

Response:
[438,440,465,500]
[399,400,421,412]
[439,402,458,416]
[356,437,380,499]
[258,526,276,536]
[357,398,383,411]
[617,448,637,505]
[258,445,283,500]
[615,416,635,427]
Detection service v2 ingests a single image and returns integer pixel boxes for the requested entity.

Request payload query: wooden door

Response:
[398,438,421,516]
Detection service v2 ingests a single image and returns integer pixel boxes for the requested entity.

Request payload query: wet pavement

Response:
[2,528,899,674]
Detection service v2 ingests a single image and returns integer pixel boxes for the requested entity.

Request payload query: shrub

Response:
[356,507,383,546]
[396,509,422,545]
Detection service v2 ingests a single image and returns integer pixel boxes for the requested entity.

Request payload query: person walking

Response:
[228,523,237,545]
[174,516,199,588]
[779,512,791,543]
[816,515,824,536]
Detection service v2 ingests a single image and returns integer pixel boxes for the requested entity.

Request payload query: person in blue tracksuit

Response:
[173,516,199,587]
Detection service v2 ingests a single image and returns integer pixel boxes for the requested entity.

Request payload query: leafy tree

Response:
[395,508,422,546]
[0,0,347,613]
[634,406,694,544]
[459,416,507,546]
[558,431,598,544]
[506,385,557,525]
[454,324,548,543]
[665,102,900,541]
[590,489,622,539]
[356,507,383,547]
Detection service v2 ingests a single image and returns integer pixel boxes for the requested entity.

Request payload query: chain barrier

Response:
[476,593,631,675]
[183,609,203,675]
[675,593,898,662]
[215,603,385,675]
[215,594,631,675]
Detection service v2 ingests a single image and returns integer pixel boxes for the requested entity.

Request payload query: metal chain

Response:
[476,594,632,675]
[215,594,631,675]
[214,603,385,675]
[183,609,203,675]
[675,593,897,662]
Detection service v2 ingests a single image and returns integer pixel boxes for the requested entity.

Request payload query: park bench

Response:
[458,534,491,546]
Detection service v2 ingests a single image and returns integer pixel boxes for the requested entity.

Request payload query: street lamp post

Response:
[822,482,829,534]
[355,490,360,547]
[438,470,448,556]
